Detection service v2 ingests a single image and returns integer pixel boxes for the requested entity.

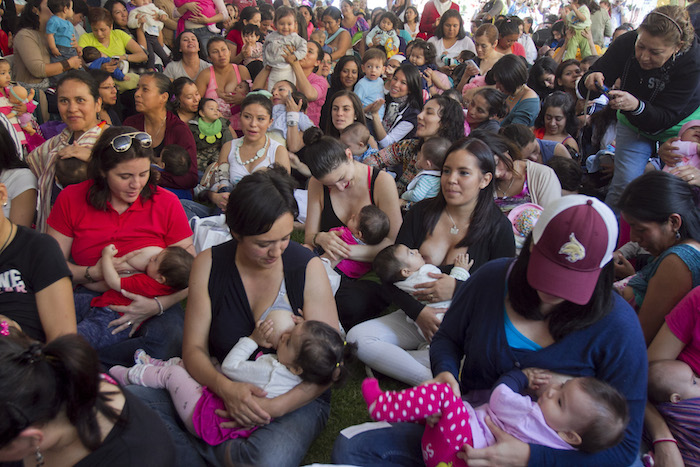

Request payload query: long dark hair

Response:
[0,333,122,450]
[87,126,156,210]
[534,91,579,138]
[421,138,501,249]
[427,95,466,141]
[325,90,366,138]
[0,125,27,172]
[387,63,423,112]
[169,76,197,113]
[527,57,558,100]
[329,55,362,92]
[618,171,700,241]
[232,6,259,31]
[18,0,42,30]
[508,234,615,340]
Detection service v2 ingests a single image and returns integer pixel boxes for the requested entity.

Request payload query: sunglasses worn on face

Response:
[110,132,152,152]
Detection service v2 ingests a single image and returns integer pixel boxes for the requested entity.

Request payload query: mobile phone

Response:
[465,59,480,74]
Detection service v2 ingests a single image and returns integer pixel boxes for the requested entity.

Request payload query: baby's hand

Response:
[123,75,130,81]
[250,319,274,348]
[102,244,118,258]
[454,253,474,271]
[521,367,551,391]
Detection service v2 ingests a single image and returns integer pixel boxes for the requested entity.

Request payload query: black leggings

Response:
[145,33,171,69]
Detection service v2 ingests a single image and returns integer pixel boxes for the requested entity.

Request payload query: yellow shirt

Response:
[78,29,133,57]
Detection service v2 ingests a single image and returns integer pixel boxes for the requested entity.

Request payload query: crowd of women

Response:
[1,0,700,465]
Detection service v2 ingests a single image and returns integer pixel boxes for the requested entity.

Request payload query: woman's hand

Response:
[108,290,161,336]
[425,371,460,398]
[215,379,271,428]
[584,71,605,91]
[613,251,635,279]
[460,416,530,467]
[423,69,434,88]
[415,306,443,343]
[364,99,385,116]
[184,2,202,15]
[465,63,480,77]
[100,59,119,73]
[57,143,92,162]
[670,164,700,186]
[282,44,299,65]
[608,90,640,112]
[413,273,456,303]
[314,231,351,261]
[286,95,302,112]
[659,137,684,167]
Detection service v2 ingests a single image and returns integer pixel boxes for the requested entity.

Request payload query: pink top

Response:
[330,226,371,278]
[666,286,700,374]
[306,71,329,127]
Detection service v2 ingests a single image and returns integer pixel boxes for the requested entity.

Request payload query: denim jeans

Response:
[605,123,655,213]
[190,27,218,56]
[74,288,185,367]
[181,199,221,221]
[126,386,331,467]
[331,422,645,467]
[77,306,131,349]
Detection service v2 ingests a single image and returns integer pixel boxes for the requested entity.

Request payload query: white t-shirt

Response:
[428,36,476,67]
[1,168,37,218]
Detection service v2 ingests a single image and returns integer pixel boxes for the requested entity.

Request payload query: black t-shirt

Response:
[74,388,176,467]
[0,226,72,341]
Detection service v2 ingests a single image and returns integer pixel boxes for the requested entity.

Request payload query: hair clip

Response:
[169,95,178,103]
[343,340,347,346]
[0,321,9,336]
[336,362,340,367]
[21,343,43,364]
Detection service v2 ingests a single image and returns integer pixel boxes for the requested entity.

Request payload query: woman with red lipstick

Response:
[304,127,402,329]
[579,6,700,212]
[27,71,108,233]
[47,125,195,367]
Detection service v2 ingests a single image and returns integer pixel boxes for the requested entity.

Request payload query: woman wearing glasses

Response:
[124,72,199,197]
[47,126,195,367]
[26,71,109,233]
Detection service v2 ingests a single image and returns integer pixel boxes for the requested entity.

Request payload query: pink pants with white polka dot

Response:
[362,378,473,467]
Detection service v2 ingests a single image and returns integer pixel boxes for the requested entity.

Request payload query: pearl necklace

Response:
[235,135,269,166]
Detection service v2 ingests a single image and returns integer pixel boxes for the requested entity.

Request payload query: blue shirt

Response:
[354,76,385,119]
[46,15,75,48]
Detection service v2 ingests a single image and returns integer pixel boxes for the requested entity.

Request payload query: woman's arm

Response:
[14,30,81,78]
[36,276,77,341]
[329,30,351,61]
[378,121,415,148]
[9,188,37,228]
[274,145,291,173]
[303,177,324,245]
[369,102,388,142]
[301,256,340,329]
[644,402,685,467]
[372,170,402,241]
[195,66,210,97]
[48,227,104,284]
[183,249,272,426]
[255,381,327,418]
[638,254,694,345]
[125,38,149,63]
[252,65,270,90]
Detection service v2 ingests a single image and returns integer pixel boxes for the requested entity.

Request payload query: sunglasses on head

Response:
[109,132,152,152]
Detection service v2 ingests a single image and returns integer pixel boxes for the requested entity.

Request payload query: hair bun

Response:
[303,127,324,146]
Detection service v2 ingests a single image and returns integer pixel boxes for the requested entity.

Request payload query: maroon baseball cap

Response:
[527,195,618,305]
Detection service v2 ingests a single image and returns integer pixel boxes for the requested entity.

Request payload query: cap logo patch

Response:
[558,233,586,263]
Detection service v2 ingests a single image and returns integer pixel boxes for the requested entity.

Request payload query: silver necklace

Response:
[498,176,515,198]
[445,209,460,235]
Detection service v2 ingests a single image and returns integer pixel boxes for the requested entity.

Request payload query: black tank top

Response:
[319,166,381,231]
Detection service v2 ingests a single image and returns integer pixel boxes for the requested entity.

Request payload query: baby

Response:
[362,369,629,467]
[110,319,356,445]
[662,120,700,173]
[365,11,400,59]
[401,136,450,207]
[241,23,263,67]
[228,80,251,134]
[648,359,700,405]
[324,205,390,279]
[54,156,88,189]
[160,144,191,177]
[271,90,314,138]
[263,6,307,91]
[82,46,130,82]
[374,244,472,337]
[354,48,386,121]
[47,0,79,76]
[0,59,36,148]
[194,99,228,172]
[173,0,227,35]
[78,245,193,349]
[127,0,170,69]
[564,0,592,60]
[340,122,378,163]
[408,39,450,95]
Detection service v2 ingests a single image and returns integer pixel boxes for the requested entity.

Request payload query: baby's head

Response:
[648,359,700,404]
[81,46,102,64]
[361,48,386,82]
[547,156,583,196]
[160,144,191,177]
[277,320,357,387]
[0,59,10,88]
[231,80,251,100]
[679,120,700,144]
[539,377,629,452]
[408,39,436,68]
[310,29,326,44]
[378,11,399,32]
[275,5,297,36]
[416,136,451,171]
[340,122,371,157]
[346,205,390,245]
[48,0,73,17]
[242,23,261,44]
[373,244,426,284]
[145,246,193,290]
[291,90,309,113]
[55,157,88,188]
[198,98,221,123]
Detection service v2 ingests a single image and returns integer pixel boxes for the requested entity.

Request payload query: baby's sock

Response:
[134,348,182,367]
[207,24,221,33]
[361,378,383,412]
[109,365,130,386]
